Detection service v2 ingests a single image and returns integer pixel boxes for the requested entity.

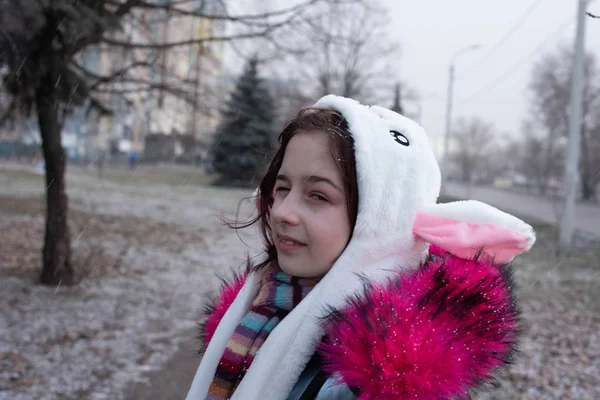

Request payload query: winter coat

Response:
[197,244,519,399]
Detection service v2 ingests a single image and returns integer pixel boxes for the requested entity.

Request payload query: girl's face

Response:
[270,131,352,278]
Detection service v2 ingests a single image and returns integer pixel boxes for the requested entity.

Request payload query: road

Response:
[444,182,600,238]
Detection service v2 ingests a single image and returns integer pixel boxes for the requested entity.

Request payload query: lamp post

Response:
[441,44,481,193]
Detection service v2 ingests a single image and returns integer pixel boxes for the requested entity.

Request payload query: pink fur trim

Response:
[202,270,249,349]
[320,249,519,399]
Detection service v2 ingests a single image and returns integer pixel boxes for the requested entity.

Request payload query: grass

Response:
[0,163,215,191]
[72,164,215,188]
[0,166,44,182]
[0,194,206,281]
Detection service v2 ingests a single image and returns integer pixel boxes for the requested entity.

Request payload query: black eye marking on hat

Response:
[390,130,409,146]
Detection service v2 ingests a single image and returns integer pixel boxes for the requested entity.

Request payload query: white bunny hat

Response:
[186,95,536,400]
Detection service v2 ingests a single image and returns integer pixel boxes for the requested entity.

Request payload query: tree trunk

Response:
[537,176,548,196]
[581,180,596,201]
[37,60,75,286]
[579,127,595,201]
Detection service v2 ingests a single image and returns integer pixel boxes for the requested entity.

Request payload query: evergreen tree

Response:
[210,57,275,187]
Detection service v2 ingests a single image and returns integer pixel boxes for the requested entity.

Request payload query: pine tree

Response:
[209,57,275,187]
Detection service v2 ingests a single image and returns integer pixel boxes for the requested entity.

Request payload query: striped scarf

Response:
[206,267,318,400]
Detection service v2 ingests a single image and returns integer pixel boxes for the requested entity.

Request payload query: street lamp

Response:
[441,44,481,192]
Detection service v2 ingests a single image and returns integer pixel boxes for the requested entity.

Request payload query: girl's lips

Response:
[277,235,306,251]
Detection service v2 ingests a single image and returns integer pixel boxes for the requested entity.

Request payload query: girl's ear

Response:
[413,200,536,263]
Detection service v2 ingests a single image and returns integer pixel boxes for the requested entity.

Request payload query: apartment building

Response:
[87,0,227,162]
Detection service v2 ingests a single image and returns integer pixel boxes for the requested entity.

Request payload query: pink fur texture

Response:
[319,245,519,399]
[201,269,249,350]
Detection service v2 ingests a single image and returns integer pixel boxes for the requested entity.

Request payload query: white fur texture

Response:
[185,95,535,400]
[235,95,441,399]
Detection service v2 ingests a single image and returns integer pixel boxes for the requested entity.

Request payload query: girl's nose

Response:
[272,191,301,226]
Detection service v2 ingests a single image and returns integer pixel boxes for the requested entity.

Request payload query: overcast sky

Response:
[226,0,600,152]
[382,0,600,151]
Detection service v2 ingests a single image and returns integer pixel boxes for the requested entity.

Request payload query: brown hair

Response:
[227,106,358,270]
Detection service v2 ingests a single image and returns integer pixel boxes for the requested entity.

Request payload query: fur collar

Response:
[195,246,519,399]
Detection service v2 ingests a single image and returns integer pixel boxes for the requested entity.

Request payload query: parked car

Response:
[493,177,512,189]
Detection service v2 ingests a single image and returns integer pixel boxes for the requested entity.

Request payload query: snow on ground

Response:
[476,226,600,400]
[0,164,261,400]
[1,163,599,399]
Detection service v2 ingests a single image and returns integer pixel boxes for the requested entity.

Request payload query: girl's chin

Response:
[278,260,332,279]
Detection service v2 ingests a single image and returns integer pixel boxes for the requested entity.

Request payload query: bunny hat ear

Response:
[414,200,536,263]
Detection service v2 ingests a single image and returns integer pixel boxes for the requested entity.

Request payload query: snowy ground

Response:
[477,225,600,400]
[1,163,599,399]
[0,163,261,400]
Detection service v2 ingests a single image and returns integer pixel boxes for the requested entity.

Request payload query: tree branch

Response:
[100,25,284,49]
[89,96,113,116]
[104,0,322,21]
[65,1,144,54]
[94,82,194,104]
[587,12,599,18]
[72,59,158,90]
[0,98,17,127]
[71,58,196,89]
[114,0,143,18]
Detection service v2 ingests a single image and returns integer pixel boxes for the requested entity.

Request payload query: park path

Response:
[123,337,199,400]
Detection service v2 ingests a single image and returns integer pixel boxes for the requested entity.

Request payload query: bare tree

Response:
[244,0,399,106]
[524,44,600,200]
[518,123,565,195]
[478,138,519,185]
[452,117,496,184]
[586,110,600,201]
[302,1,398,103]
[0,0,350,285]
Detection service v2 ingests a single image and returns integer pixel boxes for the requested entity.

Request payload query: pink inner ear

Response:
[413,212,530,264]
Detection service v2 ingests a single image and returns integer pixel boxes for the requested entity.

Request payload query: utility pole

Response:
[441,44,480,194]
[560,0,588,249]
[442,63,455,190]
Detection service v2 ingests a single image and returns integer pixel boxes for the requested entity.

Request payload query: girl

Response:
[186,95,536,400]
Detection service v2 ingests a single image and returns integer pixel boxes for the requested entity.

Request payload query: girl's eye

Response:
[275,186,289,193]
[310,193,328,202]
